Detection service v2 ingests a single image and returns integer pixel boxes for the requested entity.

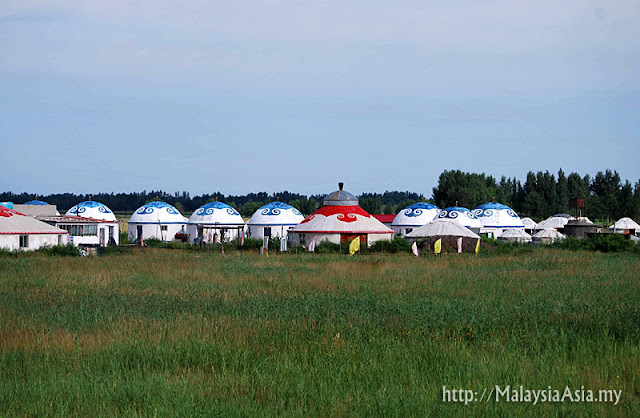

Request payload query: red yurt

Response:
[290,182,393,247]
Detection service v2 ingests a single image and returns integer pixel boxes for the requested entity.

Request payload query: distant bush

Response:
[368,237,412,253]
[37,244,80,257]
[553,234,638,253]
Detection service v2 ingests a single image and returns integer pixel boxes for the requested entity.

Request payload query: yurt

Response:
[128,201,188,242]
[187,201,245,243]
[437,206,483,233]
[534,215,575,232]
[609,217,640,235]
[521,217,537,234]
[499,228,532,243]
[391,202,440,237]
[0,206,68,250]
[472,202,525,238]
[405,218,481,240]
[290,182,393,247]
[247,201,305,239]
[66,201,117,222]
[532,228,566,245]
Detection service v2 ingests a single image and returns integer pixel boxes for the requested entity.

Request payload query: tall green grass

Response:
[0,249,638,416]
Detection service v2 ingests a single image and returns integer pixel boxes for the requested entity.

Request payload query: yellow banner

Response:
[349,236,360,255]
[434,238,442,255]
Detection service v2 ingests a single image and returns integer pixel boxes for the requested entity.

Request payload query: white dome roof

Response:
[129,201,187,224]
[535,215,573,230]
[521,217,537,229]
[66,201,117,222]
[437,207,483,229]
[472,202,524,228]
[391,202,440,227]
[247,202,304,226]
[188,202,244,225]
[406,218,481,239]
[610,217,640,230]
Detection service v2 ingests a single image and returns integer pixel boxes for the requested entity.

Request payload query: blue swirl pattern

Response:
[136,201,181,216]
[258,202,302,217]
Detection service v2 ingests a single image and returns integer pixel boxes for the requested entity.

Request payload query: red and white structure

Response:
[290,183,393,247]
[0,206,68,251]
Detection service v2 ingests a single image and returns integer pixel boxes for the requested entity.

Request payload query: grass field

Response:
[1,248,639,416]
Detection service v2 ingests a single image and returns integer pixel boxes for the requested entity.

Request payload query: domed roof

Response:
[438,206,483,229]
[24,200,49,205]
[472,202,524,228]
[248,202,305,226]
[66,201,117,222]
[521,217,537,229]
[535,215,573,230]
[188,201,244,225]
[323,182,358,206]
[391,202,441,227]
[129,201,187,224]
[610,217,640,231]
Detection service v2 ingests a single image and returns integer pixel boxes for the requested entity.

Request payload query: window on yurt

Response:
[19,235,29,248]
[161,225,168,231]
[264,227,271,237]
[405,228,413,235]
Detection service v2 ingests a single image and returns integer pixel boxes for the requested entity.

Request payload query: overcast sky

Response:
[1,0,639,197]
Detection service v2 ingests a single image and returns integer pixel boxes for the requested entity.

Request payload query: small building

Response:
[290,182,393,247]
[437,206,483,234]
[13,201,59,216]
[532,228,566,245]
[0,206,68,251]
[187,201,245,243]
[499,228,532,243]
[521,217,537,235]
[66,201,117,222]
[128,201,188,242]
[609,217,640,235]
[391,202,441,237]
[247,201,305,240]
[37,215,119,247]
[563,220,605,239]
[472,202,525,238]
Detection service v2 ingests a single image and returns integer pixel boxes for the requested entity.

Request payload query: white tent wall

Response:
[186,224,244,243]
[128,223,186,242]
[248,224,296,240]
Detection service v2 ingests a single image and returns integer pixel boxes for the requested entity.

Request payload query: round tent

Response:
[609,217,640,234]
[391,202,440,237]
[290,182,393,247]
[187,201,245,243]
[521,217,537,232]
[406,218,480,239]
[437,206,482,232]
[1,206,68,250]
[128,201,187,242]
[24,200,50,205]
[247,202,305,239]
[532,228,566,245]
[66,201,117,222]
[535,215,574,231]
[472,202,524,237]
[499,228,532,243]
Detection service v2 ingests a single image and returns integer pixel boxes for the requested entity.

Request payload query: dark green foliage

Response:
[553,234,638,253]
[367,237,412,253]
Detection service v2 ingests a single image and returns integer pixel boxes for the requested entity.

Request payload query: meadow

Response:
[0,248,639,416]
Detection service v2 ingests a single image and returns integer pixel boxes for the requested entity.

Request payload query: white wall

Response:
[0,234,65,251]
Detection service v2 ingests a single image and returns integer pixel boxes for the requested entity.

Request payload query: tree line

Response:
[2,169,638,221]
[432,169,640,222]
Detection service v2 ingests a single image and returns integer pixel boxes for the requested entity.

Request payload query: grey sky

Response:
[1,0,639,196]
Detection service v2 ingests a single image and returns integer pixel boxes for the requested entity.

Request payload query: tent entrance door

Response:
[137,225,143,241]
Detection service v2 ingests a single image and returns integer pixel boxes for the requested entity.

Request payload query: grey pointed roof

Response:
[323,182,359,206]
[406,218,481,239]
